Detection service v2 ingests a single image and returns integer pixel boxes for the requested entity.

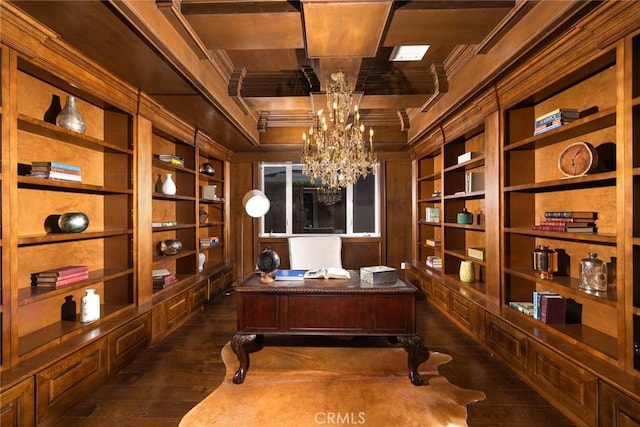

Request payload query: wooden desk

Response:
[231,272,428,385]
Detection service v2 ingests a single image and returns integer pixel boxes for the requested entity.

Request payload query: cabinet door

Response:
[36,337,108,423]
[450,292,484,341]
[0,378,34,427]
[151,292,190,342]
[190,279,208,308]
[600,382,640,427]
[485,312,528,374]
[528,340,597,425]
[108,314,150,373]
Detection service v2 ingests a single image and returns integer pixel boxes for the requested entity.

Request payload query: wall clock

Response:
[557,141,598,177]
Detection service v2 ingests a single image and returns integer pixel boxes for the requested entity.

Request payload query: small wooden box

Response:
[360,266,397,285]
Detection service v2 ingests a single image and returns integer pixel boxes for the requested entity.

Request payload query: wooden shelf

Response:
[443,155,485,173]
[504,266,617,306]
[18,176,132,194]
[504,171,616,193]
[504,107,616,152]
[18,114,132,154]
[18,229,133,246]
[18,268,133,305]
[504,227,616,244]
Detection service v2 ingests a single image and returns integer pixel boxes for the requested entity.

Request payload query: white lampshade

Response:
[242,190,270,218]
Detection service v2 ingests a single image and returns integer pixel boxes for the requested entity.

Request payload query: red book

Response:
[35,273,90,288]
[35,265,89,278]
[33,270,90,283]
[540,295,566,324]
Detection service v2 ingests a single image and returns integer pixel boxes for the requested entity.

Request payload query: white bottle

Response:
[162,173,177,195]
[80,289,100,323]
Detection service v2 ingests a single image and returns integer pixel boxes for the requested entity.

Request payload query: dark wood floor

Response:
[50,291,575,426]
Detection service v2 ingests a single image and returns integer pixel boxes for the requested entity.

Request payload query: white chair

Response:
[288,236,343,270]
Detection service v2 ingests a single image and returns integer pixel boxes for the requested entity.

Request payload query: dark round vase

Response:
[157,239,183,256]
[45,212,89,233]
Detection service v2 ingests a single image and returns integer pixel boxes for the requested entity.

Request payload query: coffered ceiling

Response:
[10,1,590,154]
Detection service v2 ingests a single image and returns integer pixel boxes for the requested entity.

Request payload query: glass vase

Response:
[56,95,86,134]
[532,245,557,279]
[579,252,607,291]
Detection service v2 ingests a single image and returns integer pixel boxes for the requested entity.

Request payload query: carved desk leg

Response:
[231,333,257,384]
[398,335,429,386]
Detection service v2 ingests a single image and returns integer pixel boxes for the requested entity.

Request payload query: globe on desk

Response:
[256,248,280,283]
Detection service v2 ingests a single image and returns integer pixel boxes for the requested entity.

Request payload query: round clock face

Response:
[557,142,598,177]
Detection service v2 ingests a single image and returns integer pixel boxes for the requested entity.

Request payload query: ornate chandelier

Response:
[317,187,342,206]
[301,71,376,189]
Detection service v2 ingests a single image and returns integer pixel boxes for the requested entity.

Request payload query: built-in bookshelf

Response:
[151,128,197,293]
[442,126,486,294]
[502,48,619,360]
[197,150,225,272]
[416,147,442,271]
[14,57,135,360]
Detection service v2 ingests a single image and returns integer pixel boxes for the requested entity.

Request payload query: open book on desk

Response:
[304,268,351,279]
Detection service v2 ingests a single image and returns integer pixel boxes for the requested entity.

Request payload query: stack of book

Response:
[426,255,442,269]
[156,154,184,167]
[533,108,580,136]
[509,301,534,317]
[425,207,440,223]
[467,247,485,261]
[31,265,89,288]
[531,211,598,233]
[152,268,177,289]
[199,236,220,249]
[30,161,81,182]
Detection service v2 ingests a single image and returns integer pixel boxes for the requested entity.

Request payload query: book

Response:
[31,165,81,175]
[509,302,534,317]
[34,265,89,277]
[425,207,440,223]
[540,295,566,324]
[534,108,579,126]
[30,171,82,182]
[31,161,81,172]
[152,268,171,277]
[533,120,564,136]
[303,268,351,280]
[533,291,557,320]
[544,211,597,219]
[33,273,89,288]
[425,238,441,247]
[274,269,306,281]
[467,247,485,261]
[32,270,89,283]
[565,226,597,233]
[465,171,484,193]
[457,151,479,164]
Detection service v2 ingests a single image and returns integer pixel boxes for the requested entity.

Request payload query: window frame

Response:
[259,162,380,237]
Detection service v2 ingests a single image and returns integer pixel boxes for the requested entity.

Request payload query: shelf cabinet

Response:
[14,57,134,361]
[502,49,619,360]
[197,151,225,270]
[151,129,197,292]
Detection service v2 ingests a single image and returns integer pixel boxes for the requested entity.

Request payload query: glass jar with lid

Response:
[579,252,607,291]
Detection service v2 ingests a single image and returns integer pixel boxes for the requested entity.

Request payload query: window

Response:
[261,163,379,236]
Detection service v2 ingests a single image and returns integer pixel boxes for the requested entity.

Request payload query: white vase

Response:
[459,261,475,283]
[199,253,206,271]
[162,173,177,195]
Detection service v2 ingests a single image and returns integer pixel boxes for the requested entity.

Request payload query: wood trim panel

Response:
[35,338,108,423]
[600,382,640,427]
[0,377,34,427]
[108,314,151,374]
[484,312,528,373]
[528,340,598,426]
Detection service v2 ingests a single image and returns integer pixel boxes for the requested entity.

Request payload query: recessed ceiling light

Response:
[389,45,430,62]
